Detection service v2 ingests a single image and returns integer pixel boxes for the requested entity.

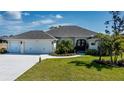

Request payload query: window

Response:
[76,39,86,46]
[91,42,95,45]
[77,40,80,46]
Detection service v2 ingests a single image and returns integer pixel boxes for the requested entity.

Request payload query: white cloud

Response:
[32,19,55,26]
[41,19,55,24]
[35,14,63,19]
[5,25,22,32]
[35,14,46,18]
[55,14,63,19]
[41,15,45,18]
[3,11,22,20]
[23,12,30,16]
[0,11,24,34]
[0,15,22,26]
[31,14,63,26]
[0,12,64,35]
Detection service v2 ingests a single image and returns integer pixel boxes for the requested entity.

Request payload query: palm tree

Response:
[104,11,124,63]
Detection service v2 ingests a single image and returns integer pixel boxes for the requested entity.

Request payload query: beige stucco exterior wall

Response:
[87,38,98,50]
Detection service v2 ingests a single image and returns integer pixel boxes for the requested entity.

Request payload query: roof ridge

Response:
[47,25,97,37]
[47,25,97,33]
[64,25,97,33]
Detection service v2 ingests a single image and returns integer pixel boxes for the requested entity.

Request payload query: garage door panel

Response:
[24,40,52,54]
[8,41,20,53]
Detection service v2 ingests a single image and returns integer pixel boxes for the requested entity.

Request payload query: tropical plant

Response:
[55,40,74,54]
[104,11,124,63]
[96,33,110,61]
[95,11,124,64]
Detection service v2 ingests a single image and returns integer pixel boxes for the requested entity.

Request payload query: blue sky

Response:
[0,11,123,36]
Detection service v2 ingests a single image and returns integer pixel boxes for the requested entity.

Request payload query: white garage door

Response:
[8,41,21,53]
[24,40,52,54]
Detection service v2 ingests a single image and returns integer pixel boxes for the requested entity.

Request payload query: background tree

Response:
[49,25,62,30]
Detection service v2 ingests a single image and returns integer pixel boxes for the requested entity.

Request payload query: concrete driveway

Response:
[0,54,80,81]
[0,54,39,81]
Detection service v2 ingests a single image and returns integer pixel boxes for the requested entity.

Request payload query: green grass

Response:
[16,55,124,81]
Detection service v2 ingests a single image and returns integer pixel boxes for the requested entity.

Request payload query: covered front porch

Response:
[58,37,98,53]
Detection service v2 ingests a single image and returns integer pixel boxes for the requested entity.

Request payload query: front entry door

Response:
[75,39,87,52]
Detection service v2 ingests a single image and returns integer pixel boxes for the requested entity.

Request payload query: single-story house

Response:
[5,25,98,54]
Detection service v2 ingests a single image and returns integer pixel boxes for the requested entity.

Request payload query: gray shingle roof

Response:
[47,25,97,37]
[8,30,56,39]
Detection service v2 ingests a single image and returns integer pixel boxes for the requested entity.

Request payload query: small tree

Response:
[55,40,74,54]
[96,33,111,61]
[104,11,124,63]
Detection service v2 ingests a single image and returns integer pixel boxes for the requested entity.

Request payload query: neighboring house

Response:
[0,42,7,50]
[5,31,57,54]
[0,37,8,50]
[5,25,98,54]
[47,25,98,52]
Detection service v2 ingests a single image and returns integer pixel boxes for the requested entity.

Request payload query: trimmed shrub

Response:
[55,40,74,54]
[92,59,124,67]
[85,49,98,56]
[117,59,124,67]
[93,59,111,65]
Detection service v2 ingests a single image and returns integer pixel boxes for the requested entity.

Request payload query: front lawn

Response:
[16,55,124,81]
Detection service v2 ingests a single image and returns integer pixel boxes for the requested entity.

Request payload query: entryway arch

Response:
[75,39,88,52]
